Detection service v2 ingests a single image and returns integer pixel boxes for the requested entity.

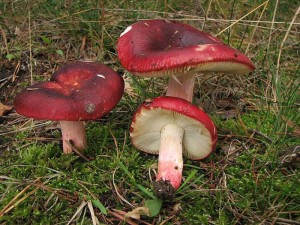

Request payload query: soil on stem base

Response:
[153,179,176,200]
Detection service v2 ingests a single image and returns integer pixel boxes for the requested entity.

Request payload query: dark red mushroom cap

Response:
[14,61,124,121]
[117,19,255,77]
[130,96,217,160]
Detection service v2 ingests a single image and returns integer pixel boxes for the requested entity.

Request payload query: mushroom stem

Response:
[60,121,86,154]
[156,124,184,191]
[166,74,195,102]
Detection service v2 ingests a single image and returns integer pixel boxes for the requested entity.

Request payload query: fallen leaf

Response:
[279,145,300,169]
[216,99,237,108]
[221,144,239,161]
[144,199,162,217]
[216,109,238,119]
[172,203,181,214]
[282,116,300,137]
[0,102,13,117]
[124,78,137,97]
[125,198,162,220]
[125,207,150,220]
[217,98,251,119]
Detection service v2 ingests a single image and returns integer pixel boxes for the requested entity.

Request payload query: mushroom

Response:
[130,96,217,199]
[117,19,255,101]
[14,61,124,154]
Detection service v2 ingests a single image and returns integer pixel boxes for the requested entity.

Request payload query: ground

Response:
[0,0,299,224]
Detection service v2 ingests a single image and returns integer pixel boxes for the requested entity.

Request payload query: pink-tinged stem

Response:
[156,124,184,190]
[166,74,196,102]
[60,121,86,154]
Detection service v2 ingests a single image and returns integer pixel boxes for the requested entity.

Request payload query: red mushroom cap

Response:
[117,19,255,77]
[14,61,124,121]
[130,96,217,160]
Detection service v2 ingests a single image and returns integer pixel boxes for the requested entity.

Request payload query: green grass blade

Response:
[92,199,107,215]
[117,159,156,199]
[177,169,198,192]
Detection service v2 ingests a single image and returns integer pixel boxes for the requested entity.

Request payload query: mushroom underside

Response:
[130,108,213,160]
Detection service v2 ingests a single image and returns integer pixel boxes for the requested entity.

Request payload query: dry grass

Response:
[0,0,299,224]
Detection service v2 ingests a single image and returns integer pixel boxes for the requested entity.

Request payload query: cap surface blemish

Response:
[120,26,132,37]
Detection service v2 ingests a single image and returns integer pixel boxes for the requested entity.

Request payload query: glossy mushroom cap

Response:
[130,96,217,160]
[14,61,124,121]
[117,19,255,77]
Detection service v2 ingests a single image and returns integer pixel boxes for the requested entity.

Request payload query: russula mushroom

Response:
[130,96,217,199]
[14,61,124,154]
[117,19,255,102]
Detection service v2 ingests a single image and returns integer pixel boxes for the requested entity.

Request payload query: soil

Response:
[153,179,175,200]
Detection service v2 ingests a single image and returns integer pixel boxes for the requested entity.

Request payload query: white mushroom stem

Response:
[166,74,195,102]
[156,124,184,190]
[60,121,86,154]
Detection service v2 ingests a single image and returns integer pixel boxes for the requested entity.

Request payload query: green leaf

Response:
[92,199,107,215]
[41,35,51,44]
[56,49,64,57]
[144,199,163,217]
[6,53,15,60]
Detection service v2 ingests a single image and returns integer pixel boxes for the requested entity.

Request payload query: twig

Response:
[65,140,91,162]
[275,6,300,84]
[245,1,269,53]
[0,25,9,54]
[28,181,78,203]
[159,216,175,225]
[67,201,87,225]
[0,184,31,216]
[44,193,59,212]
[248,129,273,143]
[109,125,119,159]
[30,7,300,28]
[216,1,269,36]
[108,209,153,225]
[87,200,100,225]
[205,0,213,25]
[1,187,40,216]
[77,182,97,199]
[12,60,20,82]
[266,0,279,52]
[272,217,300,225]
[0,121,52,136]
[0,177,42,217]
[112,168,134,207]
[108,210,139,225]
[28,8,33,85]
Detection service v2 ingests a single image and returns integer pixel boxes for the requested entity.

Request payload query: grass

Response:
[1,0,299,224]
